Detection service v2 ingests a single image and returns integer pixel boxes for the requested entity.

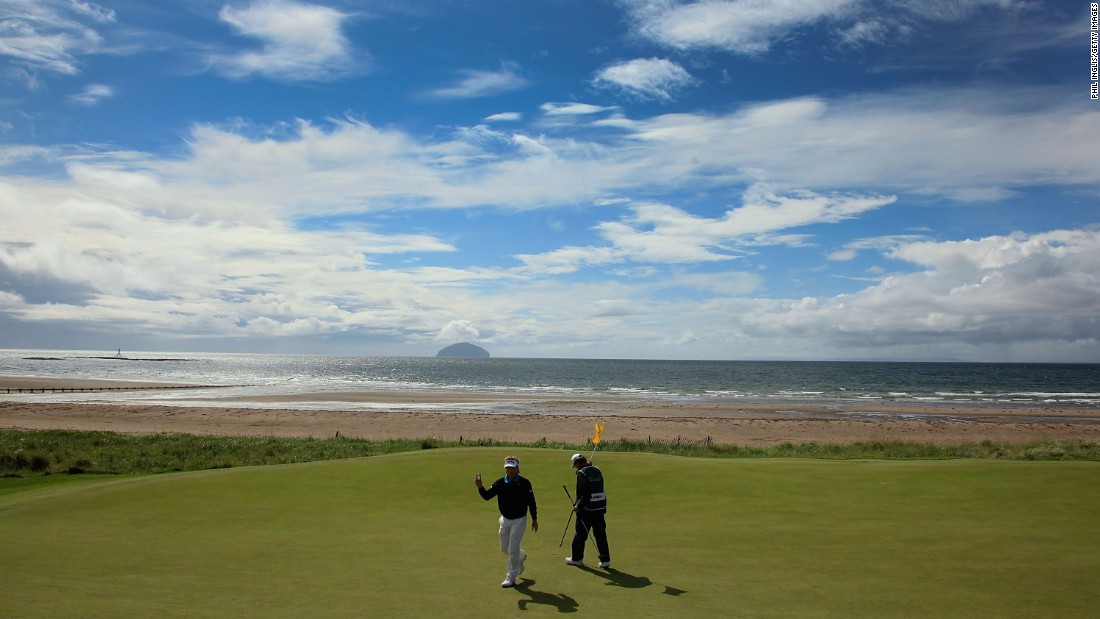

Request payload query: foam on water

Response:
[2,349,1098,411]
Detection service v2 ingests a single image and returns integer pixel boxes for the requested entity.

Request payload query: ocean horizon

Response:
[2,348,1098,412]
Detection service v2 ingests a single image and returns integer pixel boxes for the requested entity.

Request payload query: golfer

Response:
[565,453,611,569]
[475,455,538,588]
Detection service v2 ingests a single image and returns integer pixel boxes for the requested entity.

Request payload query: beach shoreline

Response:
[3,376,1099,446]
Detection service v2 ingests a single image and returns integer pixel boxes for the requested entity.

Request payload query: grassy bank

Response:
[2,429,1098,479]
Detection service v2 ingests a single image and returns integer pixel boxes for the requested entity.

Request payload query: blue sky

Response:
[1,0,1098,361]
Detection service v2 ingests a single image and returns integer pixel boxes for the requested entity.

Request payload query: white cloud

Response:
[603,88,1100,197]
[2,85,1091,223]
[562,227,1100,361]
[211,0,361,82]
[2,149,1098,359]
[2,79,1098,359]
[0,177,463,342]
[540,102,618,116]
[3,85,1087,225]
[436,319,480,343]
[68,1,116,23]
[0,144,52,165]
[675,330,698,346]
[516,186,896,273]
[622,0,1038,55]
[626,0,860,54]
[766,228,1100,352]
[836,19,892,47]
[427,62,528,98]
[592,57,697,101]
[0,0,109,76]
[68,82,114,105]
[484,112,522,122]
[827,235,928,261]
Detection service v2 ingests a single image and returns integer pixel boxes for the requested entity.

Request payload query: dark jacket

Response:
[574,465,607,513]
[479,474,538,520]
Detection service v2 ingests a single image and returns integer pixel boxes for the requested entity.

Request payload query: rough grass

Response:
[2,429,1098,480]
[1,449,1097,618]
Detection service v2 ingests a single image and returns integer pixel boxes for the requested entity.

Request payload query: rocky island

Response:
[436,342,490,358]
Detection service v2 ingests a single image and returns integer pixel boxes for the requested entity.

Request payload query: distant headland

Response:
[436,342,490,358]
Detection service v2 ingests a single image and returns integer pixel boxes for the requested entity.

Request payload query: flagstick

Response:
[590,421,604,462]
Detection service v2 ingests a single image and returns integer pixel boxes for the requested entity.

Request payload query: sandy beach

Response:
[3,376,1099,445]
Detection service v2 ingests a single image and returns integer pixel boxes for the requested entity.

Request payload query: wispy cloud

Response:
[624,0,859,54]
[427,61,528,98]
[540,102,618,116]
[515,186,896,273]
[622,0,1039,55]
[68,82,114,105]
[484,112,522,122]
[68,1,116,23]
[592,58,697,101]
[210,0,363,82]
[0,0,113,76]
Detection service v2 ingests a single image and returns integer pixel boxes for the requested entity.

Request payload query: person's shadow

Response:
[578,566,687,596]
[513,579,580,612]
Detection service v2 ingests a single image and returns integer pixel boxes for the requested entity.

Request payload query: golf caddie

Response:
[475,455,538,588]
[565,453,611,569]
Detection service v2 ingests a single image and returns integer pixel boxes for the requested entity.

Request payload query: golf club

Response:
[562,484,596,549]
[558,510,574,547]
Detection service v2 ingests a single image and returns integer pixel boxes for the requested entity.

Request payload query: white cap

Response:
[570,453,585,464]
[504,458,519,468]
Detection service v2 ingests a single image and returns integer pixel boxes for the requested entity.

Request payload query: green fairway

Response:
[1,449,1098,617]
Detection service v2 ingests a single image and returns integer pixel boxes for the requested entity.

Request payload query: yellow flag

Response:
[592,422,605,444]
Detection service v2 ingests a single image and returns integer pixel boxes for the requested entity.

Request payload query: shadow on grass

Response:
[578,565,687,596]
[513,579,579,613]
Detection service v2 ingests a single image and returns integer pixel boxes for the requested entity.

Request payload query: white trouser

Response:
[498,515,527,578]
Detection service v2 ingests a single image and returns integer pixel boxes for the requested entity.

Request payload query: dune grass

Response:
[2,429,1097,482]
[1,448,1097,617]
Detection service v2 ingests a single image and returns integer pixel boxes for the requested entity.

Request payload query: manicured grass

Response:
[1,449,1097,617]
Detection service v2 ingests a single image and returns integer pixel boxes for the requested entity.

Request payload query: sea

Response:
[2,349,1099,413]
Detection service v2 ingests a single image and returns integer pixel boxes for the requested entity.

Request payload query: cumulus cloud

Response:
[3,85,1089,222]
[211,0,362,82]
[592,57,697,101]
[2,80,1098,359]
[436,319,481,343]
[0,177,460,342]
[2,151,1098,359]
[752,229,1100,353]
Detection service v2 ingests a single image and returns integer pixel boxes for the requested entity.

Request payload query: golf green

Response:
[1,449,1097,617]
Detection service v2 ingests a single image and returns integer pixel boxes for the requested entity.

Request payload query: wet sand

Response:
[2,377,1099,446]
